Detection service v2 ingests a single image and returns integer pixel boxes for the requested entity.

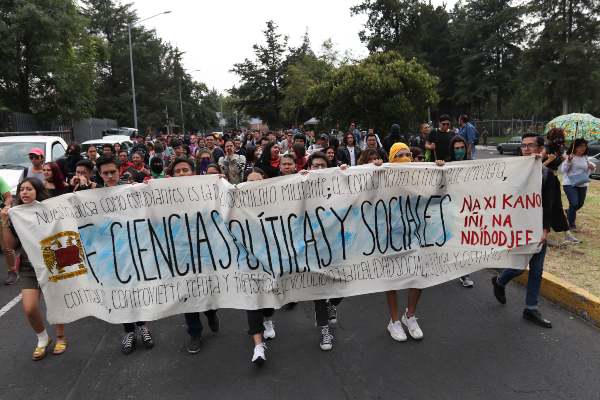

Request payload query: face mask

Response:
[454,148,466,160]
[395,156,412,163]
[199,158,210,172]
[151,163,163,174]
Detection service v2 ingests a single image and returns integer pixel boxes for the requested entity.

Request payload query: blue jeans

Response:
[497,243,547,308]
[563,185,587,228]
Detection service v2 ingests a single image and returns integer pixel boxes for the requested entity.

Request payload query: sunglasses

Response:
[29,154,41,160]
[441,122,450,126]
[395,152,412,158]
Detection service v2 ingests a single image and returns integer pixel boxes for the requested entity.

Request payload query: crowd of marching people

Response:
[0,114,594,365]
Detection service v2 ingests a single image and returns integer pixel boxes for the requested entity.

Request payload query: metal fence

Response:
[473,119,548,138]
[72,118,118,143]
[0,112,118,144]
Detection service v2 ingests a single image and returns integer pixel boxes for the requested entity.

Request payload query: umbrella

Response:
[545,113,600,140]
[304,117,320,125]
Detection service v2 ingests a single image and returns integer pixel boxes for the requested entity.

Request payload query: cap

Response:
[319,133,329,141]
[389,142,411,163]
[29,148,44,156]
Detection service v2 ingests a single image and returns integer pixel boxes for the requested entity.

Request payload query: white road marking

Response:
[0,294,22,318]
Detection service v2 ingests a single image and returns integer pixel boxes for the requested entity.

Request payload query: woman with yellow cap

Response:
[384,142,444,342]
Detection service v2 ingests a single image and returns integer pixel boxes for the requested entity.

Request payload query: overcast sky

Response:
[129,0,456,93]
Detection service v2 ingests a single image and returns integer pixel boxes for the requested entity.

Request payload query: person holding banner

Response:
[245,168,277,365]
[492,133,567,328]
[169,157,222,354]
[447,136,475,288]
[1,178,67,360]
[302,152,343,351]
[384,142,437,342]
[95,157,156,354]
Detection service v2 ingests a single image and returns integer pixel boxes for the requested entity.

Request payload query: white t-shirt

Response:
[348,146,356,166]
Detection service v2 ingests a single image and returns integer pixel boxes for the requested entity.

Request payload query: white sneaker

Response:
[401,310,424,340]
[565,233,581,244]
[387,320,407,342]
[459,275,474,288]
[251,343,267,365]
[263,319,276,340]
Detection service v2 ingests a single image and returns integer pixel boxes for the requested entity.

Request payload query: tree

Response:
[351,0,458,114]
[230,20,288,128]
[451,0,526,117]
[83,0,217,131]
[0,0,96,122]
[306,51,439,131]
[281,55,332,126]
[518,0,600,116]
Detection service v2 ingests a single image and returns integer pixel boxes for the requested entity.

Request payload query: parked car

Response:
[496,136,522,155]
[0,136,68,194]
[102,127,138,137]
[586,139,600,156]
[81,135,133,156]
[589,154,600,180]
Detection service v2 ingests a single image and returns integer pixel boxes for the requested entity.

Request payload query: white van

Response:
[0,136,68,194]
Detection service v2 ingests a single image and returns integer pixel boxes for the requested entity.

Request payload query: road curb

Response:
[515,271,600,326]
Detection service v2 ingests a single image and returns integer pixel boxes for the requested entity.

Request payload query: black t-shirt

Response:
[427,129,454,161]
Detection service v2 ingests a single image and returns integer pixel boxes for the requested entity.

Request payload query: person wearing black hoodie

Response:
[491,133,569,328]
[57,143,83,181]
[382,124,410,153]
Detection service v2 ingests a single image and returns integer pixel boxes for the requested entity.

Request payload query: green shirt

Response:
[0,176,10,195]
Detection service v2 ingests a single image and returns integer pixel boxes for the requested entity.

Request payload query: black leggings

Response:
[246,309,274,335]
[314,298,343,327]
[123,321,145,333]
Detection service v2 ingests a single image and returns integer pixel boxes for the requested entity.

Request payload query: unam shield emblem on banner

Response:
[39,231,88,282]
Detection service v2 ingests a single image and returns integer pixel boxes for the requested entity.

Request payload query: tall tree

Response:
[230,20,288,128]
[0,0,96,122]
[306,51,439,131]
[451,0,525,117]
[519,0,600,116]
[281,55,331,126]
[83,0,217,131]
[351,0,458,114]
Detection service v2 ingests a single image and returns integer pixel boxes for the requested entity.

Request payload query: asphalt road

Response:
[2,148,599,400]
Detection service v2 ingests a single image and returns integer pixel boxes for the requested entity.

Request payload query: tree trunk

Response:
[562,97,569,114]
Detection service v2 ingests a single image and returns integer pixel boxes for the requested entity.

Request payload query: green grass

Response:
[545,180,600,296]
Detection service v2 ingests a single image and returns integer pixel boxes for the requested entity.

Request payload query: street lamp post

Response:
[178,69,199,134]
[128,11,171,130]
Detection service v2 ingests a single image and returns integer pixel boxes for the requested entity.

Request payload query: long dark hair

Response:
[245,146,257,164]
[448,136,471,161]
[16,177,48,205]
[567,138,589,155]
[259,141,279,164]
[44,162,66,191]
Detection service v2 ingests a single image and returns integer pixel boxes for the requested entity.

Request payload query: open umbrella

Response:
[545,113,600,140]
[304,117,320,126]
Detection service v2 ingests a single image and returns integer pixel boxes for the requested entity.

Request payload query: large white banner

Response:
[9,157,542,324]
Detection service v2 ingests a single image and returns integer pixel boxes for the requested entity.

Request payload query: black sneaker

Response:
[491,277,506,304]
[121,332,136,355]
[207,312,220,333]
[523,309,552,328]
[138,325,154,349]
[319,326,334,351]
[4,271,18,286]
[326,301,337,324]
[187,336,203,354]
